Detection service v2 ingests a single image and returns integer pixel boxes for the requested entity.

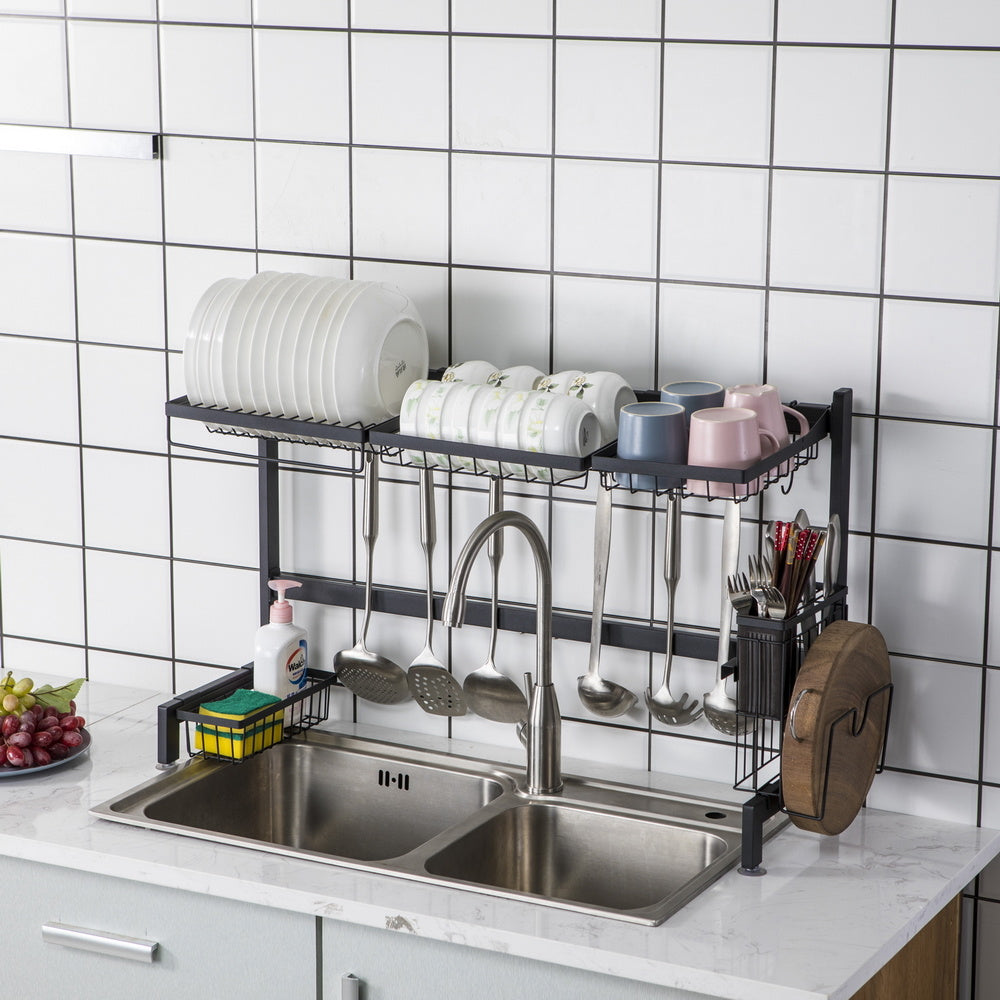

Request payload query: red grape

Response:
[7,731,31,749]
[5,746,25,767]
[31,730,53,748]
[32,748,51,767]
[60,731,83,748]
[48,743,70,759]
[1,715,18,739]
[61,716,81,732]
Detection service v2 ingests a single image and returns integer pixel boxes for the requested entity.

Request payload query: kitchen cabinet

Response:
[321,915,707,1000]
[848,894,959,1000]
[3,855,315,999]
[322,896,960,1000]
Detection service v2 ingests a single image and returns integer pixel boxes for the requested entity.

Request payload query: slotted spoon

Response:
[333,452,411,704]
[407,468,466,716]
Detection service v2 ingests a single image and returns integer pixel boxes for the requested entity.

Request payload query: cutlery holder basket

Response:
[733,586,848,793]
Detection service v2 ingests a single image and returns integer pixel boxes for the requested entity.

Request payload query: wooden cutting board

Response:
[781,620,892,835]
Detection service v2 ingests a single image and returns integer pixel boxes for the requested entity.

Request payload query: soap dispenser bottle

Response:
[254,579,308,701]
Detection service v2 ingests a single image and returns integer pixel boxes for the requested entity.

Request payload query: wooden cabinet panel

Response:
[849,895,959,1000]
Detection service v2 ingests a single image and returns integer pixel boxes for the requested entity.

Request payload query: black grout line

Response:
[61,9,92,684]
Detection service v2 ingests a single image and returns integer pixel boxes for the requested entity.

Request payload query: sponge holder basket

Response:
[157,666,336,765]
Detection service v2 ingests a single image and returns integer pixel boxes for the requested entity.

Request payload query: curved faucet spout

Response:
[443,510,560,794]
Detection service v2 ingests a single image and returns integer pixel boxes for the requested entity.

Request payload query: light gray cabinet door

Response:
[322,916,709,1000]
[5,856,316,1000]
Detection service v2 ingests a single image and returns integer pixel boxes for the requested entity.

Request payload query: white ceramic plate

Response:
[287,277,351,421]
[260,276,322,416]
[300,280,354,423]
[233,272,302,413]
[313,281,372,424]
[184,277,235,405]
[200,279,244,409]
[275,278,331,418]
[212,272,278,410]
[251,274,313,414]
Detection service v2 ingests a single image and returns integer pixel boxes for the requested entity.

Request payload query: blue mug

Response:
[659,380,725,427]
[615,401,687,491]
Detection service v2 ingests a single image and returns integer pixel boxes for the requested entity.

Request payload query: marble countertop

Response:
[4,676,998,1000]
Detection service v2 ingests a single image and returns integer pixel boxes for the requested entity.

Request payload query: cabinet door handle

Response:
[41,922,158,963]
[342,973,361,999]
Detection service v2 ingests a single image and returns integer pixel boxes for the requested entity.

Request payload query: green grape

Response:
[11,677,33,697]
[1,693,18,713]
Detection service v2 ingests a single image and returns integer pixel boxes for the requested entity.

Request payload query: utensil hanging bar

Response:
[0,123,159,159]
[286,571,729,663]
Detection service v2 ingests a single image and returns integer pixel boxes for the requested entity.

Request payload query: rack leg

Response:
[738,779,782,876]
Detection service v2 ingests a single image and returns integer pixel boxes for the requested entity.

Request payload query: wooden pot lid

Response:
[781,620,892,836]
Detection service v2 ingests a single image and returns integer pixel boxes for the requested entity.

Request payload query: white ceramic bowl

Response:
[530,392,599,483]
[439,381,482,472]
[467,383,507,475]
[489,366,545,391]
[415,379,457,469]
[495,389,532,476]
[442,359,499,385]
[535,369,584,396]
[332,283,428,425]
[398,378,430,436]
[570,371,637,447]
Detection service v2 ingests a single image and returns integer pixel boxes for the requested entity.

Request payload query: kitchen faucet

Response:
[442,510,562,796]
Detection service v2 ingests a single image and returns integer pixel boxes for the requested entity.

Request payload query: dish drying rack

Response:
[161,384,862,872]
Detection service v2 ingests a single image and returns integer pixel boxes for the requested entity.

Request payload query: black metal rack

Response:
[163,385,863,872]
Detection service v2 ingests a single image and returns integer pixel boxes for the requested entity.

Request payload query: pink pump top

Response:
[267,579,301,624]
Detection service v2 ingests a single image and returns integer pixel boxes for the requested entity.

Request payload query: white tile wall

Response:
[0,3,999,993]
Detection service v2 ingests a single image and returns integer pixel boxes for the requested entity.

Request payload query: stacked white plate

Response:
[184,272,429,427]
[400,379,601,482]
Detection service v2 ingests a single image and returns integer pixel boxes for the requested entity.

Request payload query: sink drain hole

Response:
[705,811,727,820]
[378,769,411,790]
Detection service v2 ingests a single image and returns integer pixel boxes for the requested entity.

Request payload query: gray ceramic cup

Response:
[614,401,687,491]
[659,380,726,427]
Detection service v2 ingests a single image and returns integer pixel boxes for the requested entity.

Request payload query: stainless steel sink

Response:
[93,731,784,925]
[424,801,731,915]
[97,736,511,862]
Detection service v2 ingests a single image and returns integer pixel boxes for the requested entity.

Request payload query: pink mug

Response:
[724,384,808,476]
[686,407,781,498]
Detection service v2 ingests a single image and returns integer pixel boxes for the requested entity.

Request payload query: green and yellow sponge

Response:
[194,688,283,760]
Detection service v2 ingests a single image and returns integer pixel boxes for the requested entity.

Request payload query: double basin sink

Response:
[93,731,781,925]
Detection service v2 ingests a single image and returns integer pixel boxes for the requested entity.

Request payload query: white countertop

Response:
[4,677,998,1000]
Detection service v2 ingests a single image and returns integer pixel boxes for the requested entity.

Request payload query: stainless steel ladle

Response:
[461,479,528,723]
[578,486,637,718]
[645,495,702,725]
